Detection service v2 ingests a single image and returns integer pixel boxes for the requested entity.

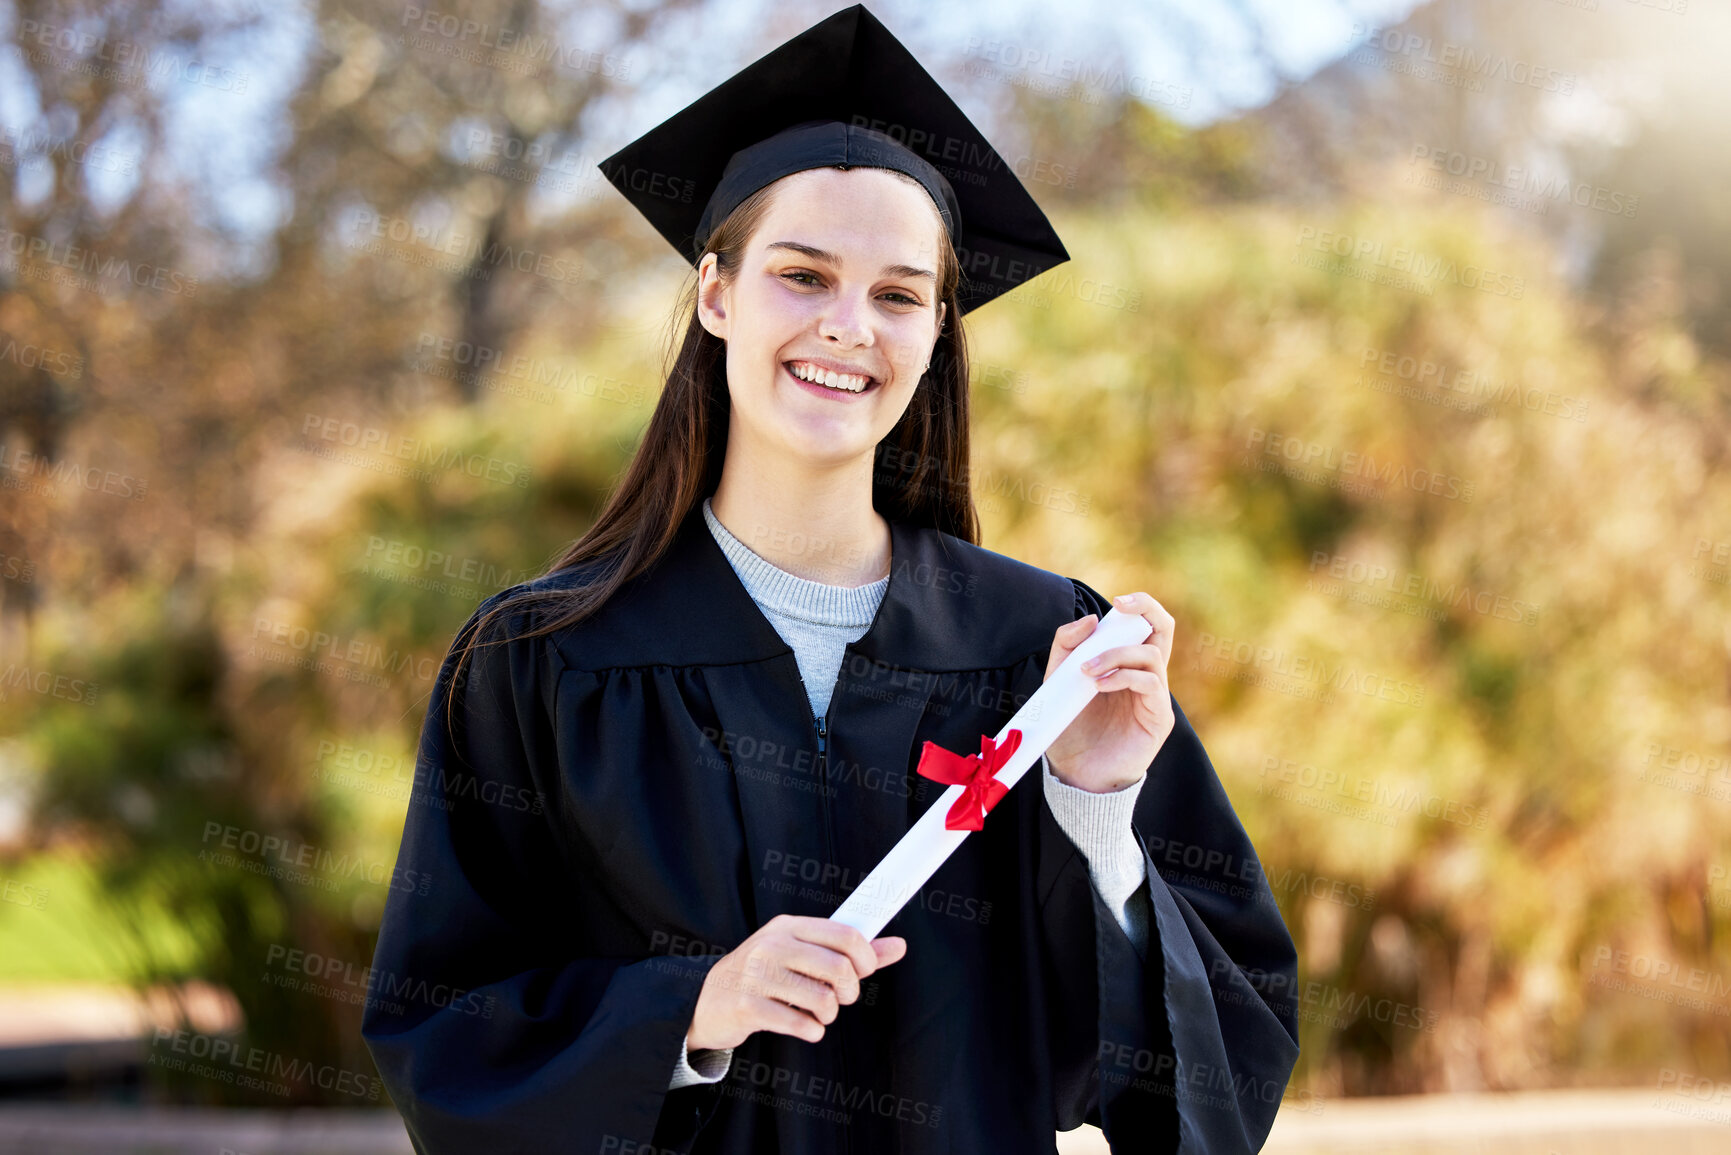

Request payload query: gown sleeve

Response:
[1038,577,1301,1155]
[361,591,725,1153]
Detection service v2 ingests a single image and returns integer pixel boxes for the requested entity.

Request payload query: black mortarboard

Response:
[598,3,1069,315]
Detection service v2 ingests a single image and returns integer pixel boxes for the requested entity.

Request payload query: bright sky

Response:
[0,0,1426,269]
[609,0,1429,130]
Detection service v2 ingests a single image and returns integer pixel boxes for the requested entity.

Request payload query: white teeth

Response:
[788,361,870,393]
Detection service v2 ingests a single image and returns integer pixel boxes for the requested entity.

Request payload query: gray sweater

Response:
[672,497,1152,1088]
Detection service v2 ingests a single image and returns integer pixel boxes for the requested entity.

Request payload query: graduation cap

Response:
[598,3,1069,315]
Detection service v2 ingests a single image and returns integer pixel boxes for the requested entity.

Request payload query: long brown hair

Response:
[443,168,976,729]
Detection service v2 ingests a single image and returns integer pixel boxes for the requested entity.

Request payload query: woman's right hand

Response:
[686,915,908,1052]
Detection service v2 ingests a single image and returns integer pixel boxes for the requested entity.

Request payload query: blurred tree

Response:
[1,0,689,1104]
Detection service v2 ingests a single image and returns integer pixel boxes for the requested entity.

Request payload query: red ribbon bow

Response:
[915,729,1024,831]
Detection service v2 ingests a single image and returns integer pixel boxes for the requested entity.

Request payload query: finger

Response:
[765,963,842,1025]
[872,936,907,966]
[778,941,861,1004]
[760,996,827,1043]
[787,917,881,982]
[1110,592,1175,672]
[1092,666,1169,702]
[738,945,836,1000]
[1046,613,1098,679]
[1081,642,1166,678]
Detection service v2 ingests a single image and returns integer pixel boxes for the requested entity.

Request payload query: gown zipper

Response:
[811,700,828,777]
[802,664,852,1155]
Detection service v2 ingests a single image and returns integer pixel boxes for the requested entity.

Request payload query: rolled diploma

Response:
[829,607,1155,939]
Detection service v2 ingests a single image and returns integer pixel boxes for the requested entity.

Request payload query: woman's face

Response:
[697,166,947,472]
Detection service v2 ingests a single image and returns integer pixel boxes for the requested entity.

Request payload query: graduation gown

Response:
[361,501,1299,1154]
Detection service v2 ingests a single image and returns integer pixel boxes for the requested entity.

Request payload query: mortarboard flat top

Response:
[599,3,1069,315]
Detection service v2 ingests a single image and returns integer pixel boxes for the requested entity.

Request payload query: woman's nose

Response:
[817,292,873,346]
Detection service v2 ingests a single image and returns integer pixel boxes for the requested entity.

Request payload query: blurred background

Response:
[0,0,1726,1150]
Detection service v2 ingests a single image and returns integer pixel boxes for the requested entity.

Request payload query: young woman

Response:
[362,8,1297,1154]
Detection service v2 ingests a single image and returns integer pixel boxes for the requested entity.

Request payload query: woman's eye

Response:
[779,271,920,307]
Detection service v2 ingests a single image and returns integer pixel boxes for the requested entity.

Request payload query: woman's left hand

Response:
[1041,591,1176,793]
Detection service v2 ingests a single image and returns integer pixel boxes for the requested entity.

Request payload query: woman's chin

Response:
[750,416,879,466]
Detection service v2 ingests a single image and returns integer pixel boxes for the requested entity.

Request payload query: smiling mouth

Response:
[783,360,880,394]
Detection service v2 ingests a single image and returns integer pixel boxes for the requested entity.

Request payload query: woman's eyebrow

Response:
[766,240,935,282]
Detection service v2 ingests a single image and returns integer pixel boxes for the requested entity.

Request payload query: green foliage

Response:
[14,599,375,1104]
[962,193,1731,1094]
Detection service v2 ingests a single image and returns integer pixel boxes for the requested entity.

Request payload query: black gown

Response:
[360,501,1300,1154]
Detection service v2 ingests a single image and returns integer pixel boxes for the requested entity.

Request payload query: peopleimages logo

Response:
[1408,145,1639,218]
[198,821,432,896]
[1246,427,1476,503]
[1293,226,1525,299]
[0,224,200,296]
[263,944,497,1018]
[1257,754,1490,830]
[250,617,439,686]
[150,1027,381,1100]
[301,413,532,489]
[1349,24,1575,94]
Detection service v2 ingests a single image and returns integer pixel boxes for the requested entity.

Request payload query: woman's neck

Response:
[708,473,891,588]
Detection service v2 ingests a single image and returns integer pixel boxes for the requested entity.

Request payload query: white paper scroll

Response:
[828,607,1155,939]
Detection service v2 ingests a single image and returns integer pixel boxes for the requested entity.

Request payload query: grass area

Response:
[0,854,201,983]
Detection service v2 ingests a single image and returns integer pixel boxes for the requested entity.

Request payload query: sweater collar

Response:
[699,496,886,629]
[549,498,1075,673]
